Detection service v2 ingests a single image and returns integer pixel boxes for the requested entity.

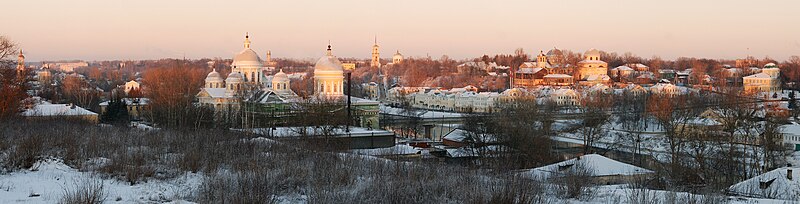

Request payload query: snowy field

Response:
[0,157,792,204]
[0,158,201,204]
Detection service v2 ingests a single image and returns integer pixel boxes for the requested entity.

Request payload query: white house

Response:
[728,167,800,200]
[550,88,579,106]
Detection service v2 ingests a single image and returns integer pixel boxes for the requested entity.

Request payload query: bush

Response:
[60,177,107,204]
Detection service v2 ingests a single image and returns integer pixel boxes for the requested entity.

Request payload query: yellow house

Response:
[743,66,780,93]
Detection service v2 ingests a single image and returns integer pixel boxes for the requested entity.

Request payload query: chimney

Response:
[70,103,76,109]
[788,169,793,181]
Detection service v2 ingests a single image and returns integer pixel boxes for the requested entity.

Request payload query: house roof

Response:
[612,66,634,71]
[728,167,800,200]
[22,104,98,117]
[520,154,654,179]
[442,129,497,143]
[744,73,774,79]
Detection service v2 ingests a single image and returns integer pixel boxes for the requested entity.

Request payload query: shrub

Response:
[60,177,107,204]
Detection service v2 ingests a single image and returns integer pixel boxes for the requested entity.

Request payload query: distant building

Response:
[124,80,140,94]
[550,88,579,106]
[513,48,574,88]
[99,98,150,120]
[16,49,25,77]
[264,50,277,68]
[341,63,356,71]
[43,61,89,72]
[371,37,381,67]
[576,48,610,85]
[743,64,781,93]
[392,50,404,64]
[393,85,512,113]
[610,65,634,79]
[196,36,257,110]
[362,82,380,100]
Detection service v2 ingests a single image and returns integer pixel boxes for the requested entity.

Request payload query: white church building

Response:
[196,34,298,110]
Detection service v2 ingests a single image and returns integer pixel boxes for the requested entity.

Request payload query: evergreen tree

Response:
[102,94,129,126]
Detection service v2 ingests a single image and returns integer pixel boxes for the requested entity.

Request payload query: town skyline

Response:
[6,0,800,62]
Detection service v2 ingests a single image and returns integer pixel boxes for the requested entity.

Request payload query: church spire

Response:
[244,32,251,49]
[326,42,332,56]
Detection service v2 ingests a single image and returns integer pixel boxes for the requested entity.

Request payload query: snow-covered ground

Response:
[0,158,202,203]
[0,156,795,203]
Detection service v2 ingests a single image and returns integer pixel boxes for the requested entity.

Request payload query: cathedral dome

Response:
[546,48,562,57]
[226,72,244,83]
[584,48,601,57]
[273,69,289,83]
[232,49,264,67]
[314,45,344,73]
[205,69,223,82]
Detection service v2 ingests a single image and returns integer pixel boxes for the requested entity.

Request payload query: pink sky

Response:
[5,0,800,61]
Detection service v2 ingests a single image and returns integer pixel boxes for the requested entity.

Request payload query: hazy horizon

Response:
[6,0,800,62]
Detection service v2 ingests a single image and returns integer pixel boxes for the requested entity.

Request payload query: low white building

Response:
[550,89,579,106]
[649,82,687,96]
[781,122,800,151]
[22,104,99,123]
[728,167,800,200]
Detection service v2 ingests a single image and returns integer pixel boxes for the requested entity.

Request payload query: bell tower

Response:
[371,36,380,67]
[16,49,25,77]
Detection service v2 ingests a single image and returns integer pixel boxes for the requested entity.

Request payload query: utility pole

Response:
[346,72,352,133]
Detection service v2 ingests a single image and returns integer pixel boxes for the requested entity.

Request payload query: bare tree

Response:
[0,36,26,120]
[579,92,613,154]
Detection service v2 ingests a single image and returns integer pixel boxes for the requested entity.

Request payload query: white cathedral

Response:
[196,34,380,128]
[196,34,297,110]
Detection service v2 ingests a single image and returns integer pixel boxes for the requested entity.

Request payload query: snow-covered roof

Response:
[658,69,675,74]
[728,167,800,200]
[551,88,578,97]
[612,66,634,71]
[517,67,545,74]
[781,123,800,136]
[443,129,497,143]
[628,63,649,69]
[350,144,421,156]
[520,154,653,179]
[586,74,610,81]
[686,117,722,126]
[203,88,229,98]
[743,73,774,79]
[22,104,98,117]
[443,129,469,142]
[544,74,573,78]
